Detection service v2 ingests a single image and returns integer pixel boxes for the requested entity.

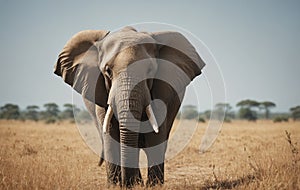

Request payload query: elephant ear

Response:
[54,30,110,107]
[150,31,205,103]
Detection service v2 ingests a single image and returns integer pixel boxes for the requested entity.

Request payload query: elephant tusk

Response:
[103,105,113,134]
[146,104,159,133]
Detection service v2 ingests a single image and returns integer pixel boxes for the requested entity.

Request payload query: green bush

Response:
[273,116,289,123]
[198,117,205,123]
[224,118,232,123]
[45,117,57,124]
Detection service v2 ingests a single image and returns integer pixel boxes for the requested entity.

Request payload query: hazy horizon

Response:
[0,1,299,112]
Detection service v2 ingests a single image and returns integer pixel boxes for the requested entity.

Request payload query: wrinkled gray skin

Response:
[54,26,205,188]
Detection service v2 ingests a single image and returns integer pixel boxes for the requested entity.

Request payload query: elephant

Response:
[54,26,205,187]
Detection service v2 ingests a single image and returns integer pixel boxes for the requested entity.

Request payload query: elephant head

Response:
[54,26,205,187]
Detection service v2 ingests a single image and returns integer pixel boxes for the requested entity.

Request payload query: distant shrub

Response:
[273,116,289,123]
[224,118,232,123]
[69,119,76,124]
[181,105,198,120]
[45,117,57,124]
[198,117,205,123]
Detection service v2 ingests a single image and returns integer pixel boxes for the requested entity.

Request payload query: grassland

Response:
[0,120,299,189]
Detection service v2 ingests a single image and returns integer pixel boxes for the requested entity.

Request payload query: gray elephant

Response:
[54,26,205,187]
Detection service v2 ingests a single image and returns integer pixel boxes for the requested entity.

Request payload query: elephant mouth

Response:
[103,104,159,134]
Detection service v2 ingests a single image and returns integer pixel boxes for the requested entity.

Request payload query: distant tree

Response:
[41,103,60,122]
[0,103,20,120]
[239,107,257,121]
[290,106,300,121]
[214,103,235,122]
[76,109,93,123]
[203,110,211,120]
[236,99,259,121]
[260,101,276,119]
[44,103,60,116]
[25,105,40,121]
[60,103,80,120]
[236,99,260,108]
[181,105,198,120]
[18,111,27,121]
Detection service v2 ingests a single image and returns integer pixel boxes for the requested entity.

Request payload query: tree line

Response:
[0,99,300,123]
[0,103,91,123]
[178,99,300,122]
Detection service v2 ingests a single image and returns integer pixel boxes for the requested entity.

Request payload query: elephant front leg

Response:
[103,125,121,186]
[106,162,121,185]
[144,143,166,187]
[147,163,164,186]
[121,166,143,187]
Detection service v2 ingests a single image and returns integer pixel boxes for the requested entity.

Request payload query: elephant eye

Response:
[105,65,113,79]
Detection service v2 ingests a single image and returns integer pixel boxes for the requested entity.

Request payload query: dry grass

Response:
[0,120,299,189]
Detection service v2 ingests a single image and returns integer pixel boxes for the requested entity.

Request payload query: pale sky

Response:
[0,0,299,112]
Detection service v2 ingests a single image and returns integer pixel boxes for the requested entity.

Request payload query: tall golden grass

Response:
[0,120,299,189]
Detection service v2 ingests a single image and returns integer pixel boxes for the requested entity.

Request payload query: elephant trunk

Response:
[115,72,145,187]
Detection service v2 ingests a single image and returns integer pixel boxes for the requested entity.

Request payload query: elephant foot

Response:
[106,162,121,186]
[146,163,164,187]
[121,167,143,188]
